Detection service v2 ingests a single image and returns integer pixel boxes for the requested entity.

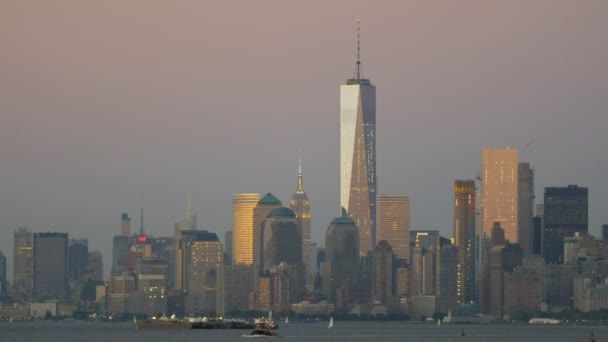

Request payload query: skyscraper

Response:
[13,227,32,296]
[518,162,535,255]
[33,232,68,298]
[340,20,377,256]
[454,180,476,304]
[372,240,393,306]
[543,185,588,264]
[232,193,260,265]
[376,194,410,262]
[321,209,360,303]
[68,238,89,282]
[481,148,519,242]
[290,160,312,282]
[253,193,282,272]
[261,207,303,273]
[121,213,131,236]
[0,250,6,295]
[224,230,233,265]
[186,231,223,314]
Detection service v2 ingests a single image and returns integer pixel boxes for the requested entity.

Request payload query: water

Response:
[0,321,604,342]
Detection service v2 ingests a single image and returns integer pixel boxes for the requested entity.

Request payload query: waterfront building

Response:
[253,193,282,272]
[186,231,223,315]
[232,193,260,265]
[372,240,393,306]
[340,20,377,256]
[222,264,254,312]
[376,195,410,262]
[481,148,519,242]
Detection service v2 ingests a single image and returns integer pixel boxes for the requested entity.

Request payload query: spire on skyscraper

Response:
[355,18,362,81]
[297,158,304,194]
[140,206,144,236]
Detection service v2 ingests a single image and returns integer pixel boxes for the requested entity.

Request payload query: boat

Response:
[529,318,560,325]
[250,319,278,336]
[437,318,441,326]
[328,316,333,329]
[284,317,289,324]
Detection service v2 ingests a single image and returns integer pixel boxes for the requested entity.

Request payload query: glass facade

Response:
[340,81,376,256]
[454,180,476,304]
[376,194,410,262]
[232,193,260,265]
[518,162,535,255]
[481,148,519,243]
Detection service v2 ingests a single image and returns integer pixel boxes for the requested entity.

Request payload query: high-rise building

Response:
[454,180,476,305]
[121,213,131,236]
[68,238,89,282]
[481,148,519,242]
[232,193,260,265]
[222,264,254,312]
[224,230,233,265]
[518,162,535,255]
[88,251,104,282]
[543,185,588,264]
[290,160,312,283]
[186,231,223,315]
[603,225,608,241]
[33,232,68,298]
[376,195,410,262]
[321,209,360,303]
[0,250,6,295]
[13,227,32,295]
[437,241,459,311]
[372,240,393,306]
[340,20,377,256]
[261,207,303,274]
[253,193,282,272]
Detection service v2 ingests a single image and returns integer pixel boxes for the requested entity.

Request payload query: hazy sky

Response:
[2,1,607,278]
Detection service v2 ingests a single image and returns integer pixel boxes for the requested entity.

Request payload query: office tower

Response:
[13,227,32,295]
[261,208,302,273]
[222,264,254,312]
[518,162,535,255]
[0,250,6,295]
[121,213,131,236]
[481,148,519,242]
[602,225,608,240]
[454,180,476,305]
[376,194,410,262]
[232,193,260,265]
[253,193,282,272]
[480,243,523,318]
[68,238,89,282]
[532,217,543,255]
[437,241,459,311]
[33,232,68,298]
[88,251,103,281]
[224,230,233,265]
[340,20,377,256]
[186,231,223,314]
[543,185,589,264]
[112,236,131,275]
[174,198,197,233]
[290,160,312,282]
[491,222,506,247]
[321,209,360,303]
[372,240,393,305]
[174,229,202,291]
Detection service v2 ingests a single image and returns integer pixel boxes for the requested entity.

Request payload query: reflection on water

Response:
[0,321,603,342]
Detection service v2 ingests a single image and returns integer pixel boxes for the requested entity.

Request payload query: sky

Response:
[1,1,607,279]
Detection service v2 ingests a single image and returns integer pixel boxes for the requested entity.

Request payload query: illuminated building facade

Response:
[454,180,476,304]
[232,193,260,265]
[290,160,311,280]
[481,148,519,242]
[376,195,410,262]
[13,227,32,296]
[340,20,376,255]
[186,231,223,314]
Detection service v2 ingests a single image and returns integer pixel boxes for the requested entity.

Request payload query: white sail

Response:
[285,317,289,323]
[268,310,273,321]
[437,319,441,326]
[328,316,333,329]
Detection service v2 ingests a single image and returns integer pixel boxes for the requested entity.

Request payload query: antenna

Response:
[297,157,304,193]
[187,194,191,220]
[140,206,144,236]
[356,18,361,81]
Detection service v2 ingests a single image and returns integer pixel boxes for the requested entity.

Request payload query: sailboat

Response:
[9,317,13,323]
[285,317,289,324]
[328,316,334,329]
[437,318,441,326]
[133,316,138,330]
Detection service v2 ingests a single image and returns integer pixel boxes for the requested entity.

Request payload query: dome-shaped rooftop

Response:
[268,207,296,218]
[258,193,282,205]
[330,208,355,225]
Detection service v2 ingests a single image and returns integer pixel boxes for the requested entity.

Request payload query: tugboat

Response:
[250,319,278,336]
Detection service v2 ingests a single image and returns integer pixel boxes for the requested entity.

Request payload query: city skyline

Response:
[2,1,608,279]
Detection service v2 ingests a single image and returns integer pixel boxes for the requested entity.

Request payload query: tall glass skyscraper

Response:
[481,148,519,242]
[340,20,376,255]
[454,180,476,304]
[376,194,410,262]
[232,193,260,265]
